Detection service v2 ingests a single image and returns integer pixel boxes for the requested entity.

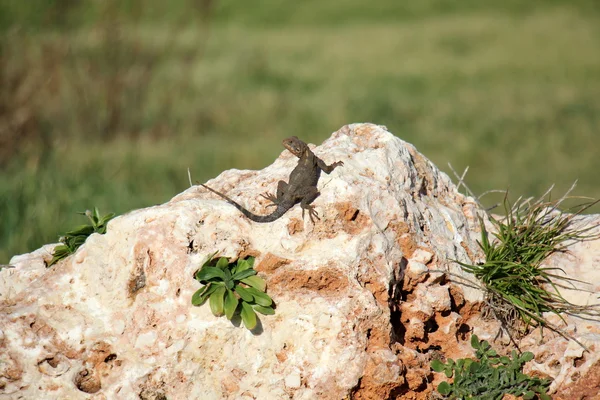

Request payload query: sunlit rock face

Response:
[1,123,597,399]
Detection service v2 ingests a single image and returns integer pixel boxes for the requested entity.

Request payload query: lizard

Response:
[200,136,343,223]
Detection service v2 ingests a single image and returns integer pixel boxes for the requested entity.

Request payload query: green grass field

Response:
[1,0,599,263]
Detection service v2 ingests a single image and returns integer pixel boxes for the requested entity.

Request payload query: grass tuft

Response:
[456,186,600,346]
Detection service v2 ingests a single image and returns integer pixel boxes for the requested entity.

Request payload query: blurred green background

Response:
[1,0,599,263]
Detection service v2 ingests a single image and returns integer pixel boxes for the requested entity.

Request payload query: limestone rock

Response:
[0,123,598,399]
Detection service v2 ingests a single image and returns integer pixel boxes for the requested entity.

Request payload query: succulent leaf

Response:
[196,266,227,282]
[224,289,239,319]
[234,285,254,302]
[240,301,257,329]
[209,286,226,316]
[241,275,266,291]
[253,305,275,315]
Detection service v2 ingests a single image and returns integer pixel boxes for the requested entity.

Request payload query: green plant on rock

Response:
[431,334,551,400]
[455,189,600,343]
[48,208,115,267]
[192,254,274,330]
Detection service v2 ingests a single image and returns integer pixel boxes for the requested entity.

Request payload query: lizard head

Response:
[282,136,308,158]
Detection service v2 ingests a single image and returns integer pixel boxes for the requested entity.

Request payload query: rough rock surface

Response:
[0,124,598,399]
[531,221,600,399]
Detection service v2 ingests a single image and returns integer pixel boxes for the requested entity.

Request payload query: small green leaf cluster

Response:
[192,255,274,330]
[48,208,115,267]
[431,335,551,400]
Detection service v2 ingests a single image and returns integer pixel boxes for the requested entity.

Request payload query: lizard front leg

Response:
[317,158,344,174]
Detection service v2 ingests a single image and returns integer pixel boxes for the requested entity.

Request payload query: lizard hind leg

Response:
[299,186,321,223]
[302,204,320,223]
[261,180,288,207]
[260,192,278,207]
[275,180,288,198]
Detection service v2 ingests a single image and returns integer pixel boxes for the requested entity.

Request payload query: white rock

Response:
[284,372,302,389]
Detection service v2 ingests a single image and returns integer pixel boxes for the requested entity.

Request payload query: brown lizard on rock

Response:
[201,136,343,223]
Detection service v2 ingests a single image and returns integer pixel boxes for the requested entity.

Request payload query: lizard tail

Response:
[200,184,282,223]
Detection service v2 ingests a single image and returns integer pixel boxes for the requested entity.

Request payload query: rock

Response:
[0,123,597,399]
[521,217,600,396]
